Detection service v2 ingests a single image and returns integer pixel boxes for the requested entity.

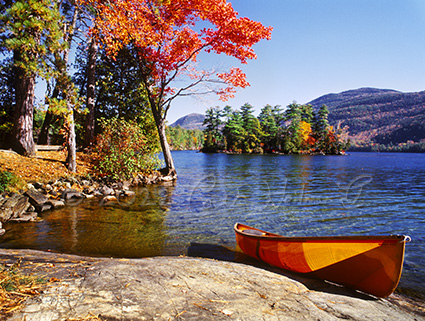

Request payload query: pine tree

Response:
[1,0,64,156]
[258,104,279,151]
[202,107,222,152]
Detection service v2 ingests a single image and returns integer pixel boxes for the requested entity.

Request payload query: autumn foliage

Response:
[90,118,162,180]
[80,0,272,100]
[78,0,272,176]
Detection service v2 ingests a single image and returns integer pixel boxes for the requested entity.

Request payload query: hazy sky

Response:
[166,0,425,123]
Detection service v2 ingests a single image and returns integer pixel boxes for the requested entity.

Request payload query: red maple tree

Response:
[79,0,272,177]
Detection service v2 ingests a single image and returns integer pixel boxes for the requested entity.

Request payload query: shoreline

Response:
[1,248,424,320]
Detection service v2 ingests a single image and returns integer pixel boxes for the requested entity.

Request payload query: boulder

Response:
[48,199,65,209]
[3,253,423,321]
[24,189,49,207]
[0,193,30,222]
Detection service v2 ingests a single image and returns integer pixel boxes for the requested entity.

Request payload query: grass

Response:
[0,259,47,318]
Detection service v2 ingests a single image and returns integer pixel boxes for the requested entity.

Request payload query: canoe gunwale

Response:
[234,222,408,243]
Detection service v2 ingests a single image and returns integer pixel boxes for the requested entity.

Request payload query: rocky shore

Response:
[0,172,172,235]
[1,249,424,321]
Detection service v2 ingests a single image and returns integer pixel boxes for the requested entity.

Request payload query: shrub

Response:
[0,170,19,194]
[91,118,162,180]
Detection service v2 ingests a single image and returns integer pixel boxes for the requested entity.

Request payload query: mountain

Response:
[170,113,205,130]
[308,87,425,147]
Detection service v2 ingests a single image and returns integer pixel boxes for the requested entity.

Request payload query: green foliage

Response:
[0,170,18,194]
[0,59,14,148]
[202,102,349,155]
[0,0,64,79]
[166,126,203,151]
[202,107,223,152]
[91,118,162,180]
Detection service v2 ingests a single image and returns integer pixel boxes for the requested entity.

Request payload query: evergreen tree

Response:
[314,104,331,153]
[300,104,314,123]
[223,111,245,152]
[202,106,222,152]
[283,102,302,153]
[240,103,261,152]
[0,0,64,156]
[258,104,279,151]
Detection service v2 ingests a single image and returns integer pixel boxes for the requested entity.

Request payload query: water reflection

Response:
[1,184,174,258]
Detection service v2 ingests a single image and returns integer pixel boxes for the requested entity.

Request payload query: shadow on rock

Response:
[187,242,375,301]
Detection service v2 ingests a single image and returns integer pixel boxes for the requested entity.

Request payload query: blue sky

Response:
[165,0,425,123]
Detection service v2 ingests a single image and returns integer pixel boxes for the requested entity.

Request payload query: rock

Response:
[33,182,44,190]
[27,183,35,190]
[92,190,103,198]
[100,186,115,196]
[35,203,52,213]
[122,180,131,190]
[0,193,30,222]
[48,199,65,208]
[101,195,117,203]
[161,175,175,182]
[118,190,135,198]
[83,193,95,199]
[24,189,49,207]
[24,189,51,213]
[83,186,95,195]
[2,252,423,321]
[9,212,38,222]
[61,189,84,201]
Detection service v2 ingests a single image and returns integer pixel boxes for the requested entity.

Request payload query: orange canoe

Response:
[234,222,410,297]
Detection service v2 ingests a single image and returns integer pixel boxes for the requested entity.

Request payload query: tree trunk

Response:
[37,85,59,145]
[66,103,77,172]
[12,50,36,157]
[39,5,79,147]
[150,100,176,178]
[84,36,98,147]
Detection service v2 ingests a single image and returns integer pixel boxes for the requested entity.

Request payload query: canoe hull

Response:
[234,223,408,298]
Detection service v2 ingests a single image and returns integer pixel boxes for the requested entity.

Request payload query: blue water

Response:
[1,151,424,298]
[164,151,425,297]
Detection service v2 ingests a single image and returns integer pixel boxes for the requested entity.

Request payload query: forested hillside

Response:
[170,113,205,130]
[308,88,425,151]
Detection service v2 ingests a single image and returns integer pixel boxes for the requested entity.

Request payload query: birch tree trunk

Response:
[66,103,77,172]
[84,36,98,147]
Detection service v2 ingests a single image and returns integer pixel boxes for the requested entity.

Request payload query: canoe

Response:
[234,222,410,297]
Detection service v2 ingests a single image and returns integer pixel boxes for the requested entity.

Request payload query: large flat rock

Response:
[1,249,423,321]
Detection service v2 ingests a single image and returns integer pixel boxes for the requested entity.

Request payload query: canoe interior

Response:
[234,223,408,298]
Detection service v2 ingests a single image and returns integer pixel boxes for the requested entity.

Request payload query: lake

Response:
[1,151,424,298]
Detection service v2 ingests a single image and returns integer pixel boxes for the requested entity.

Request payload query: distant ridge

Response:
[169,113,205,130]
[308,87,425,147]
[171,87,425,147]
